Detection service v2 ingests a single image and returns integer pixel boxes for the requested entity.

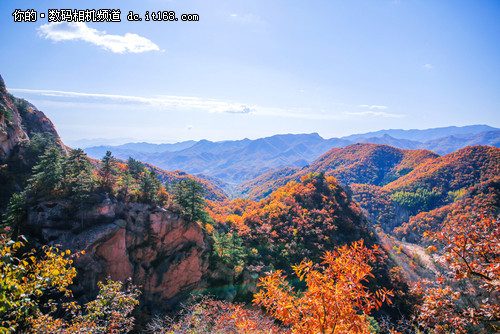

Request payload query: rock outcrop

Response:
[26,197,209,312]
[0,75,65,162]
[0,74,28,161]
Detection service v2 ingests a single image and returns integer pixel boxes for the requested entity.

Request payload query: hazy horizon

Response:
[62,124,498,148]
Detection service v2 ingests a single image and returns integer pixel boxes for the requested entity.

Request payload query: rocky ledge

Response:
[26,197,209,312]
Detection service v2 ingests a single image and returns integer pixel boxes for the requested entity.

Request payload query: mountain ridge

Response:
[341,124,498,142]
[84,126,500,186]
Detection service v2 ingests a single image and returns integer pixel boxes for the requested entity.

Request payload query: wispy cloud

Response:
[353,104,403,118]
[344,110,404,118]
[9,88,255,115]
[212,105,253,114]
[359,105,388,110]
[37,22,160,53]
[229,13,265,25]
[9,88,405,120]
[422,63,433,69]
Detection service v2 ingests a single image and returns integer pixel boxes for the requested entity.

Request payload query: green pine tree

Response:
[63,148,95,199]
[172,179,207,222]
[139,169,162,204]
[63,149,95,226]
[98,151,118,193]
[127,157,145,180]
[2,191,28,239]
[29,146,64,199]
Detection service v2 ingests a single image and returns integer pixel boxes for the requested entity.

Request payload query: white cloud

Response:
[359,105,388,110]
[423,63,433,69]
[37,22,160,53]
[343,111,404,118]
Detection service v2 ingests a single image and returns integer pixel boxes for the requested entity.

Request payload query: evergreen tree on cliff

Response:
[98,151,118,193]
[173,179,207,222]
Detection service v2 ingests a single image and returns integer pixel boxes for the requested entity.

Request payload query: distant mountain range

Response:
[341,125,497,142]
[84,133,352,185]
[83,125,500,186]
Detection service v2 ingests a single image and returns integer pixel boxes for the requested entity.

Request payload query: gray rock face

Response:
[26,198,209,312]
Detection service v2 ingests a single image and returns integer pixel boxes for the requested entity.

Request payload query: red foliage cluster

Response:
[385,145,500,194]
[412,213,500,333]
[351,184,396,228]
[237,167,300,200]
[308,144,437,187]
[394,178,500,243]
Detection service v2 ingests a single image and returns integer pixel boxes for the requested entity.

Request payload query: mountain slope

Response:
[236,167,301,199]
[237,144,500,242]
[351,145,500,233]
[238,144,439,200]
[384,145,500,194]
[207,173,415,319]
[394,177,500,243]
[306,144,439,186]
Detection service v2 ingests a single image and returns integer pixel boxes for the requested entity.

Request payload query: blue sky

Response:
[1,0,499,146]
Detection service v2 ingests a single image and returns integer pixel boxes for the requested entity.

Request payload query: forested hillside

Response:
[239,144,439,200]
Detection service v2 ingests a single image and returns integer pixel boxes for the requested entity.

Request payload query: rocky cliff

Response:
[25,197,210,313]
[0,75,68,212]
[0,75,64,162]
[0,75,28,161]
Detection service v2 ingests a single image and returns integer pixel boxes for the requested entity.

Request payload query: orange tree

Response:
[413,213,500,333]
[253,240,393,334]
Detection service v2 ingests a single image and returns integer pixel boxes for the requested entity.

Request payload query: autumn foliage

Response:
[0,236,78,332]
[206,173,374,272]
[254,240,393,334]
[413,214,500,333]
[145,296,285,334]
[0,235,140,334]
